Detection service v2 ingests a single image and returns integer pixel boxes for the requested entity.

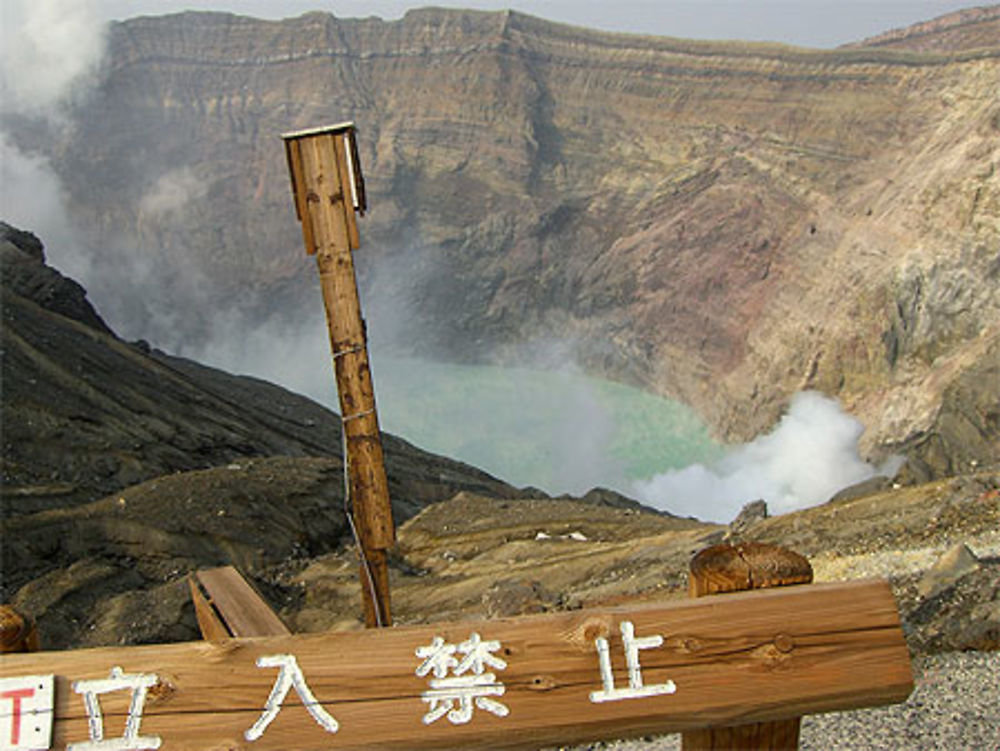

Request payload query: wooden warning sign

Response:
[0,580,912,750]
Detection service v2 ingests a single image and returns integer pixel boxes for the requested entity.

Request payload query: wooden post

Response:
[681,543,814,751]
[282,122,394,628]
[0,606,39,653]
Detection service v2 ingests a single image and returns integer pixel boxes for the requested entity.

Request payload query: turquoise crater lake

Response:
[372,356,723,496]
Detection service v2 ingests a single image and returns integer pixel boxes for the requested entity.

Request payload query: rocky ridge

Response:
[288,476,999,653]
[845,4,1000,52]
[0,223,526,646]
[8,6,998,480]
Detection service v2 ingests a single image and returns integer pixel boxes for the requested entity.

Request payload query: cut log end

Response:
[0,605,39,653]
[689,543,813,597]
[683,542,814,749]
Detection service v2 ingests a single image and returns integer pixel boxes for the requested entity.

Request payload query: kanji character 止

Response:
[590,620,677,703]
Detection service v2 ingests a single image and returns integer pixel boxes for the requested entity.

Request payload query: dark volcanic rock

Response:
[903,557,1000,653]
[559,486,667,515]
[726,499,769,540]
[917,543,982,598]
[827,476,894,504]
[1,224,515,517]
[6,457,346,648]
[0,222,112,335]
[482,577,561,618]
[0,225,521,647]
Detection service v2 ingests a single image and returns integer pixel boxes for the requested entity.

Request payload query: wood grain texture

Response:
[285,138,317,255]
[682,542,815,750]
[194,567,291,638]
[188,576,232,642]
[332,133,361,250]
[284,127,395,627]
[0,580,913,750]
[688,543,813,597]
[0,606,39,653]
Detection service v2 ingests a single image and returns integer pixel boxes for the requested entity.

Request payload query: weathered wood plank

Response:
[332,133,361,250]
[285,138,317,255]
[188,575,231,642]
[0,580,912,751]
[194,567,291,638]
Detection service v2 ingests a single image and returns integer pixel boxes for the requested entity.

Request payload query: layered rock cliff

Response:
[11,6,999,477]
[846,4,1000,52]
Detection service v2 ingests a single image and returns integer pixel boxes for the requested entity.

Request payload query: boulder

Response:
[917,543,981,599]
[482,578,560,618]
[726,499,769,540]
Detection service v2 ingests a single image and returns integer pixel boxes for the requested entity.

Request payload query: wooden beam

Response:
[331,133,360,250]
[0,580,913,750]
[188,576,232,643]
[285,139,317,255]
[190,567,291,639]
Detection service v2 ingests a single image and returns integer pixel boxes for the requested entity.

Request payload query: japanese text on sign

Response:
[3,620,681,747]
[0,674,54,750]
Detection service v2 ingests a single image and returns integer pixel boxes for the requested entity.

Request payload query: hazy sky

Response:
[95,1,984,48]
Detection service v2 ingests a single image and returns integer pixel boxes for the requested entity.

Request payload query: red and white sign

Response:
[0,675,54,750]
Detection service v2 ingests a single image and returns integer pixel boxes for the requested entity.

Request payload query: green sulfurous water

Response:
[372,356,723,496]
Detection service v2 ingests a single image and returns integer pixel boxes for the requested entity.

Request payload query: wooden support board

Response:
[189,567,291,639]
[0,580,912,751]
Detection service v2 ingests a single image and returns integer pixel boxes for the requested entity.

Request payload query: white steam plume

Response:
[545,364,623,495]
[633,391,904,523]
[0,0,105,115]
[1,0,107,293]
[139,168,207,218]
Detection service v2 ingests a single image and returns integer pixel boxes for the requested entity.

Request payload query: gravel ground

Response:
[557,652,999,751]
[808,530,1000,583]
[800,652,1000,750]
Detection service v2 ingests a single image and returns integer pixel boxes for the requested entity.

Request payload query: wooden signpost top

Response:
[0,580,912,750]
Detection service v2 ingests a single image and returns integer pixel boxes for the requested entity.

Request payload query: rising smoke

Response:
[0,0,105,284]
[138,168,208,219]
[0,0,220,350]
[0,0,105,116]
[633,391,904,523]
[0,134,84,271]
